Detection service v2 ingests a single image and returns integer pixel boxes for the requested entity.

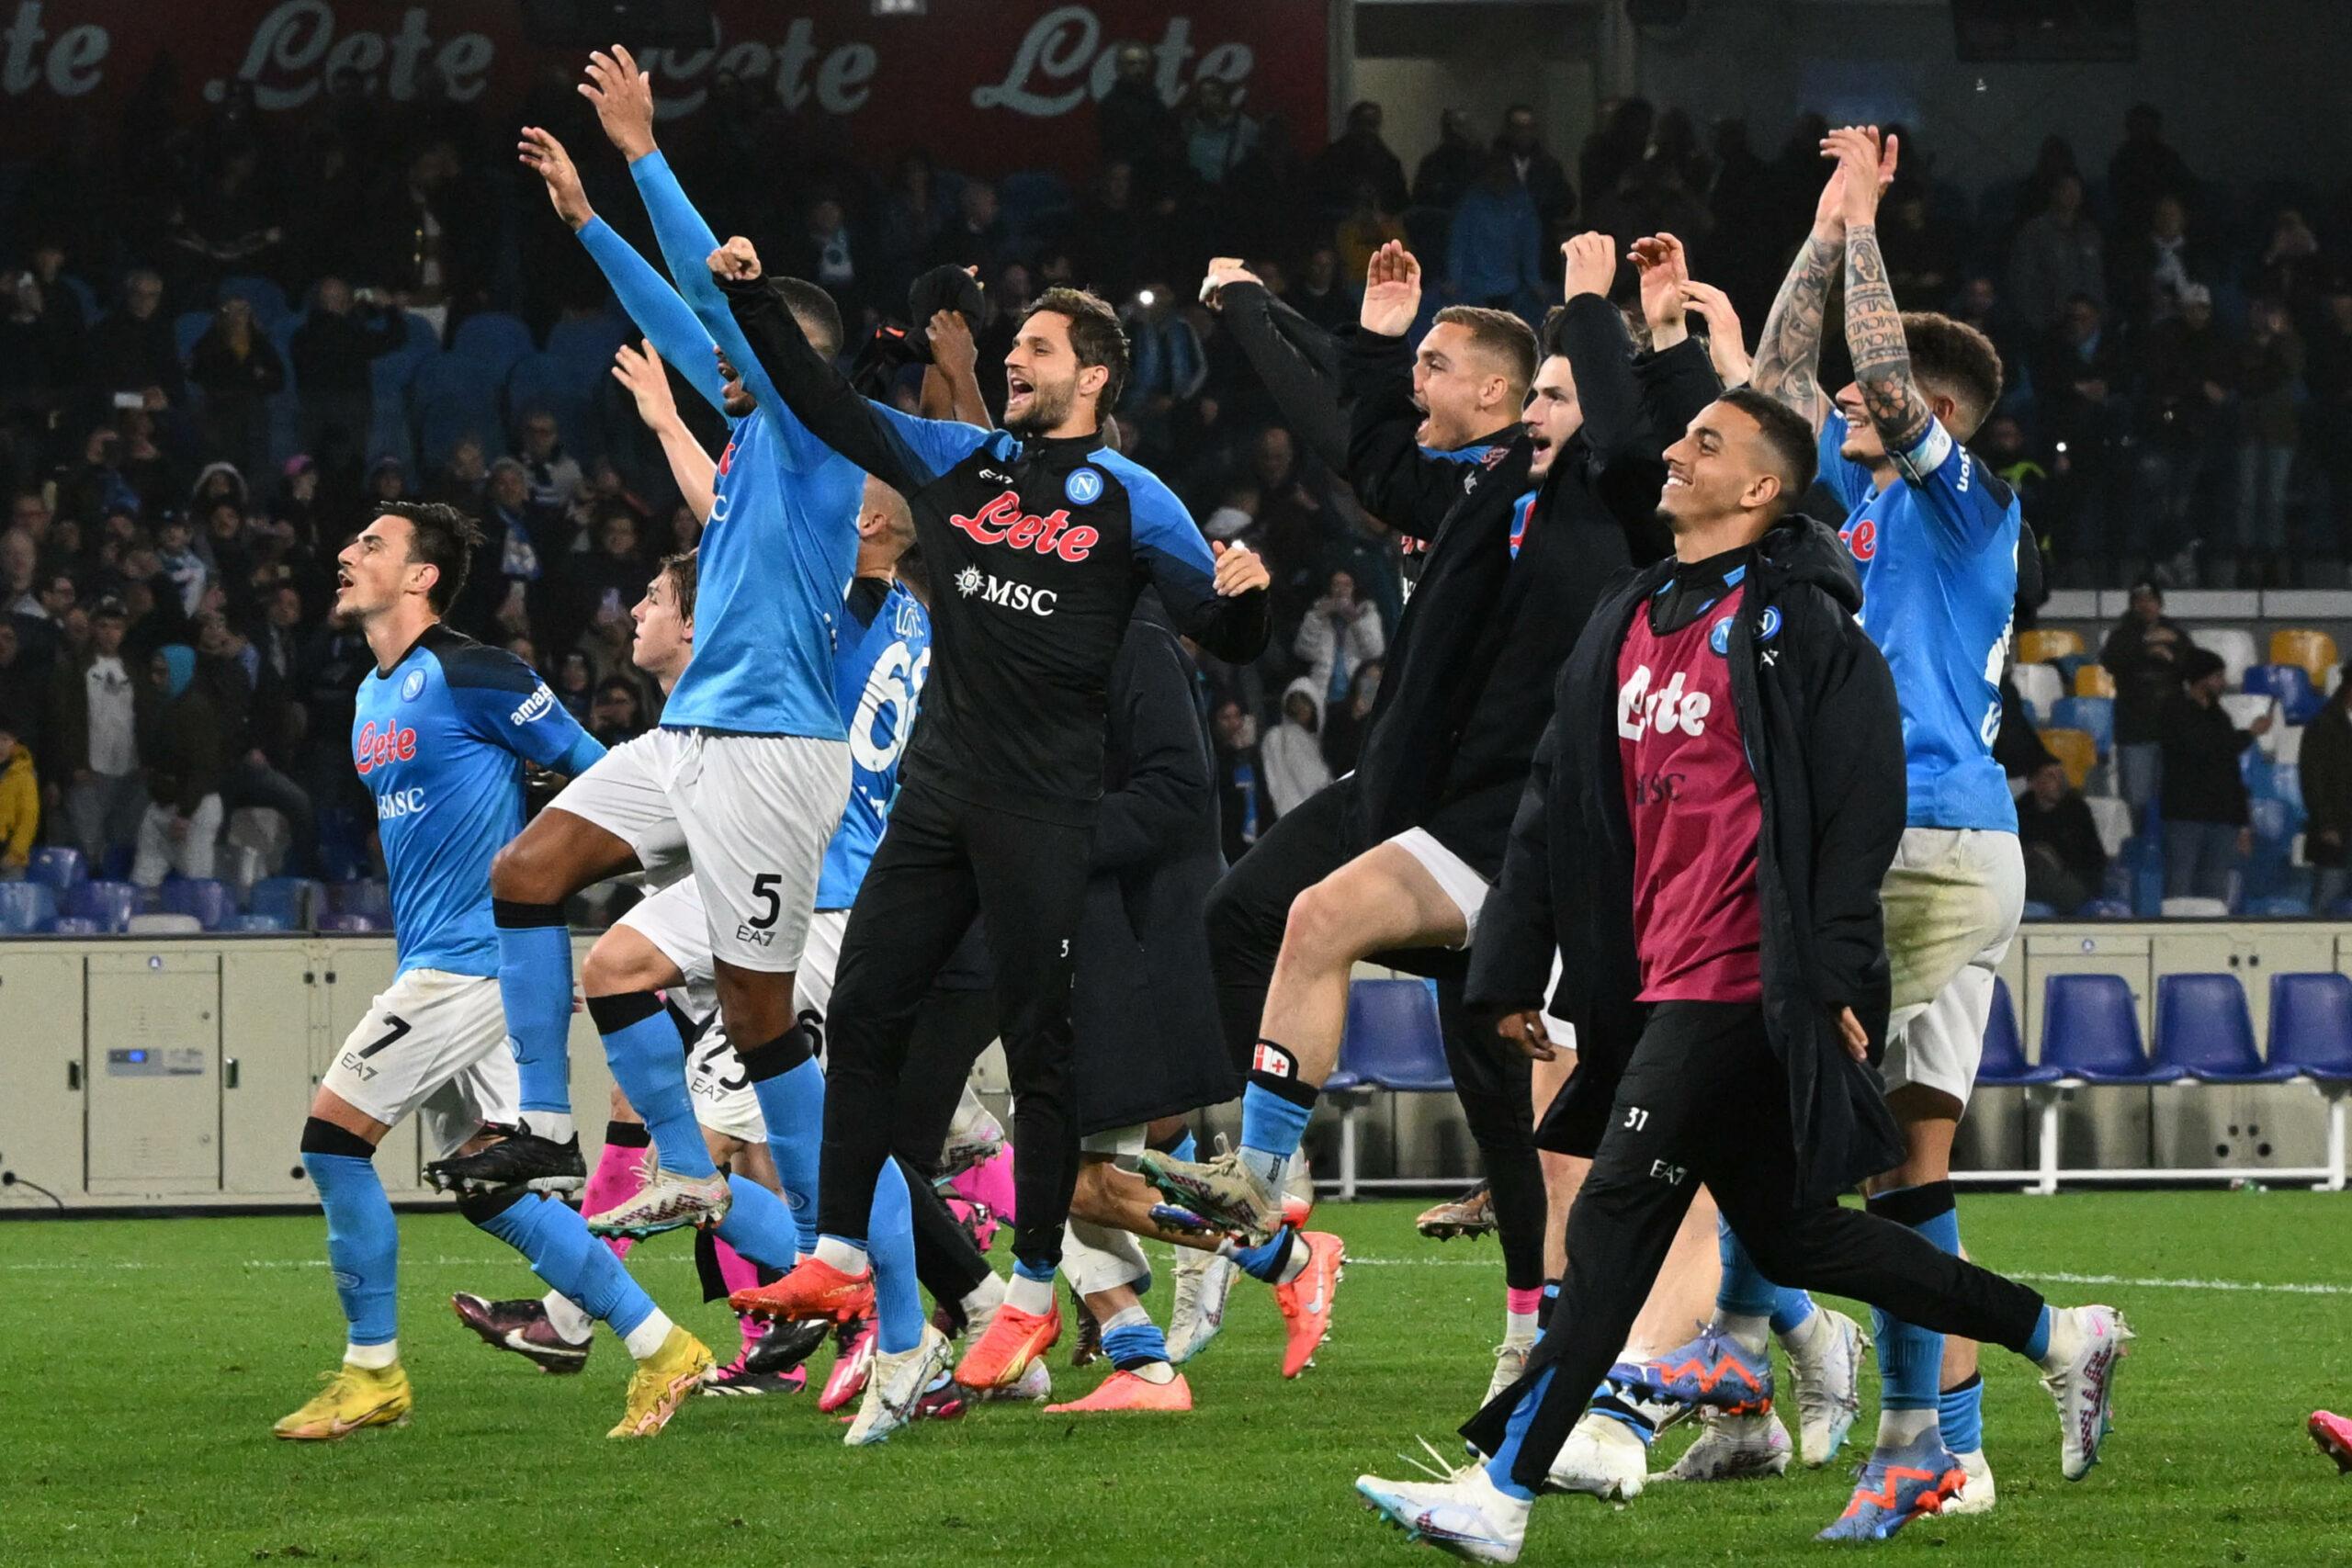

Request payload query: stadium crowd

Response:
[1,62,2348,901]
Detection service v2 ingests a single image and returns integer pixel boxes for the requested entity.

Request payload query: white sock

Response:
[521,1111,575,1145]
[1130,1360,1177,1383]
[2036,1306,2084,1375]
[1274,1235,1310,1285]
[959,1271,1005,1324]
[1005,1270,1057,1315]
[344,1339,398,1370]
[1780,1304,1831,1356]
[542,1290,594,1344]
[621,1308,675,1360]
[1504,1308,1540,1348]
[813,1235,872,1276]
[1718,1311,1771,1356]
[1876,1406,1939,1448]
[1238,1147,1288,1192]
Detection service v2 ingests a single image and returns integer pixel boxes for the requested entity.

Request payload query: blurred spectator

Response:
[514,410,585,513]
[1294,568,1385,705]
[553,649,595,722]
[1182,78,1260,189]
[289,277,403,487]
[2311,282,2352,558]
[0,268,82,416]
[1577,98,1651,219]
[1497,103,1576,227]
[2032,294,2128,571]
[426,438,489,512]
[196,608,313,874]
[1211,697,1267,863]
[2130,282,2233,568]
[2158,646,2265,902]
[1070,163,1152,308]
[2256,208,2327,318]
[789,195,863,313]
[2303,666,2352,912]
[1260,678,1330,816]
[2007,172,2105,332]
[1,528,37,617]
[1287,245,1352,333]
[52,597,143,868]
[0,621,44,761]
[1412,109,1484,211]
[1878,186,1964,305]
[0,707,33,872]
[2235,299,2304,582]
[2106,104,2195,238]
[130,642,223,887]
[154,512,209,617]
[2100,580,2194,815]
[1319,657,1381,776]
[1095,43,1180,196]
[459,458,555,639]
[1333,184,1406,292]
[85,269,183,402]
[2018,759,2107,914]
[590,676,649,746]
[2111,193,2215,330]
[563,510,647,656]
[1313,101,1408,217]
[1445,157,1544,316]
[926,180,1008,276]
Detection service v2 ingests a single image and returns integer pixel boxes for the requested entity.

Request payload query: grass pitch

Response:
[2,1192,2346,1566]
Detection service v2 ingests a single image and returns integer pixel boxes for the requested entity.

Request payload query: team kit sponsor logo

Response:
[353,719,415,773]
[1617,663,1713,741]
[954,566,1058,615]
[376,786,426,820]
[509,683,556,726]
[948,491,1100,560]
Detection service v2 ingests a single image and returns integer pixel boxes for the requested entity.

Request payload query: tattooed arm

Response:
[1827,126,1931,453]
[1747,200,1845,432]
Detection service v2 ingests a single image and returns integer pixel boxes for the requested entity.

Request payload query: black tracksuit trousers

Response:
[1462,1001,2049,1489]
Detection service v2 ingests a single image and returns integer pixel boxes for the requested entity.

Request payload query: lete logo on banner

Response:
[0,0,1327,171]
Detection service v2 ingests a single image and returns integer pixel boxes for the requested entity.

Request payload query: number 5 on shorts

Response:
[748,873,782,931]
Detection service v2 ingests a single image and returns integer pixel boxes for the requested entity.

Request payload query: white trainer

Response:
[845,1324,955,1446]
[1168,1247,1236,1364]
[585,1167,731,1238]
[1485,1341,1533,1406]
[1942,1448,1997,1516]
[969,1360,1052,1404]
[937,1089,1006,1179]
[1546,1410,1647,1500]
[2042,1305,2133,1481]
[1358,1450,1531,1564]
[1783,1307,1869,1467]
[1658,1408,1793,1482]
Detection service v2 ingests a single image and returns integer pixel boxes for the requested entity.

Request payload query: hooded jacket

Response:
[1260,675,1333,817]
[135,644,224,815]
[1466,515,1910,1203]
[0,740,36,864]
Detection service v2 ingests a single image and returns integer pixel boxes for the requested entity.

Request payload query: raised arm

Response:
[1826,128,1932,454]
[1559,233,1645,461]
[519,126,727,413]
[1206,260,1351,472]
[1342,242,1496,536]
[922,309,993,429]
[611,338,716,520]
[1747,161,1856,433]
[713,240,985,496]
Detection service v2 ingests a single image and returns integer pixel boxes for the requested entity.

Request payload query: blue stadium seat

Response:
[319,912,381,933]
[2051,695,2114,756]
[1338,979,1453,1091]
[2021,900,2059,919]
[28,845,84,893]
[2153,973,2296,1083]
[248,876,322,930]
[1976,978,2061,1086]
[0,880,59,933]
[2244,664,2321,724]
[545,310,630,373]
[62,879,138,933]
[327,880,392,921]
[2267,974,2352,1083]
[218,274,291,332]
[2041,973,2184,1082]
[408,354,505,472]
[222,912,290,933]
[159,878,234,931]
[173,309,213,364]
[450,310,537,379]
[46,916,101,935]
[2247,894,2312,917]
[505,351,601,464]
[2081,897,2134,918]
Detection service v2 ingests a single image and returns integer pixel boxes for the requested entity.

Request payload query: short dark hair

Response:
[1716,386,1818,512]
[1433,305,1539,395]
[379,501,483,615]
[771,276,843,359]
[1902,311,2004,438]
[1024,287,1130,414]
[659,549,698,624]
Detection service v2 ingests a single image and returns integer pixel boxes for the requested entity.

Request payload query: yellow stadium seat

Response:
[2017,628,2086,665]
[2041,728,2098,789]
[2270,628,2338,684]
[2074,664,2117,697]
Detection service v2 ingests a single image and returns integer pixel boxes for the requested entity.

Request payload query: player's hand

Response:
[1561,231,1616,301]
[1201,256,1261,307]
[580,45,659,161]
[1496,1009,1558,1062]
[517,127,594,230]
[1359,241,1422,337]
[707,236,762,282]
[1628,233,1690,337]
[2251,710,2276,737]
[926,309,976,379]
[610,339,678,426]
[1679,280,1752,383]
[1211,540,1270,596]
[1821,126,1897,229]
[1837,1006,1869,1062]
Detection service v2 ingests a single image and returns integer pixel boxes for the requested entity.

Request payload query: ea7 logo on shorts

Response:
[956,568,1058,615]
[509,683,555,726]
[732,924,776,946]
[376,786,426,819]
[1617,663,1713,740]
[949,490,1100,561]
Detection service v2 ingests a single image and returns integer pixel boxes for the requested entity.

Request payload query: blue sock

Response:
[1713,1216,1778,1319]
[1012,1255,1057,1283]
[1231,1225,1297,1284]
[474,1192,655,1339]
[1238,1083,1312,1177]
[1481,1365,1555,1502]
[750,1056,826,1254]
[868,1161,923,1355]
[1103,1319,1171,1370]
[588,993,716,1179]
[1867,1184,1960,1413]
[1770,1286,1817,1337]
[1939,1374,1985,1454]
[494,903,574,1118]
[1167,1129,1198,1163]
[308,1150,398,1347]
[2024,1304,2053,1361]
[713,1174,801,1273]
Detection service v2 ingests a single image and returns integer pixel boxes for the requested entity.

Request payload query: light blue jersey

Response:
[353,626,603,976]
[574,151,863,739]
[817,576,932,910]
[1818,410,2021,832]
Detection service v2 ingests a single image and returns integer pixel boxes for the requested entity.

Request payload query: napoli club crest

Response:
[400,670,427,701]
[1064,467,1104,506]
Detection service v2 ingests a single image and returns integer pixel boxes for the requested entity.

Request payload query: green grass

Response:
[2,1194,2347,1567]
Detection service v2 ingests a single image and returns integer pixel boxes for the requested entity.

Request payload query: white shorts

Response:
[1389,827,1491,946]
[321,968,518,1158]
[1880,828,2026,1107]
[1080,1122,1148,1161]
[666,730,849,973]
[548,728,690,888]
